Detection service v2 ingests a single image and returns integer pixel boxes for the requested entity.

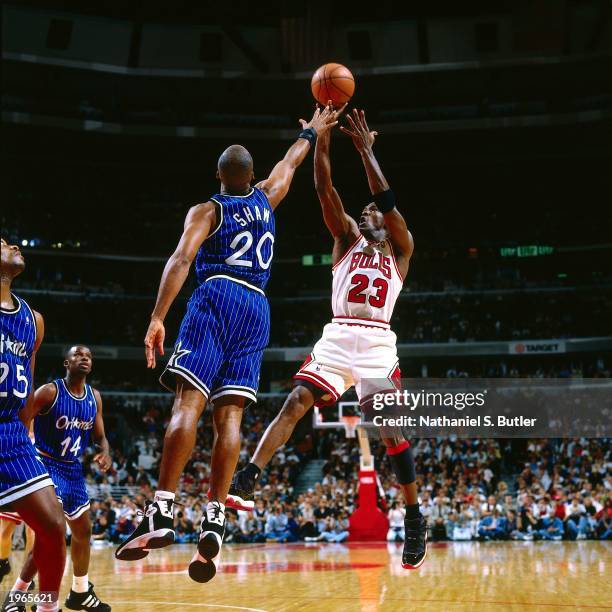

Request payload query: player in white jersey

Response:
[224,108,428,570]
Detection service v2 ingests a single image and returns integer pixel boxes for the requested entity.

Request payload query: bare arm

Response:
[19,310,45,428]
[314,128,358,240]
[20,381,56,429]
[342,109,414,262]
[145,201,216,368]
[360,147,414,259]
[257,105,339,209]
[92,389,111,472]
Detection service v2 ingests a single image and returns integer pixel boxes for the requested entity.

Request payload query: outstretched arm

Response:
[341,109,414,263]
[257,105,339,209]
[145,201,216,368]
[314,128,358,240]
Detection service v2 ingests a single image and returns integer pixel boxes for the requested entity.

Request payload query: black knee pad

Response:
[386,441,416,484]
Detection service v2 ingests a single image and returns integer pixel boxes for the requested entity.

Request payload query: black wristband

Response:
[373,189,396,213]
[298,127,317,147]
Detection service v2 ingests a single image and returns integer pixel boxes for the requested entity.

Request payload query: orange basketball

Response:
[311,63,355,107]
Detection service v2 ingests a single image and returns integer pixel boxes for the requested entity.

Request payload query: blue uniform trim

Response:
[205,274,265,295]
[208,198,225,239]
[0,421,53,507]
[0,474,54,507]
[161,276,268,405]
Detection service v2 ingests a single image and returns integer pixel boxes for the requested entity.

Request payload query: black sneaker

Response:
[2,593,25,612]
[115,500,175,561]
[224,470,255,511]
[0,559,10,583]
[402,515,428,570]
[188,502,225,583]
[64,581,110,611]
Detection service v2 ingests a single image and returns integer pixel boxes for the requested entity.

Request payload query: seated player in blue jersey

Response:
[0,238,66,612]
[17,346,112,611]
[115,104,343,582]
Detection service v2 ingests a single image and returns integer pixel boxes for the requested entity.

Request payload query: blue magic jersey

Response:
[0,294,36,421]
[34,379,97,462]
[195,187,275,291]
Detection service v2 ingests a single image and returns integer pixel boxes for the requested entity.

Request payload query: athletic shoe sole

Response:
[188,548,221,583]
[402,532,428,570]
[225,493,255,511]
[207,489,255,512]
[197,530,222,560]
[115,528,175,561]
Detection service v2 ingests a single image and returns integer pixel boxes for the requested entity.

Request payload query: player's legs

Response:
[63,512,110,611]
[68,513,91,581]
[251,384,317,469]
[188,395,246,584]
[116,378,207,560]
[0,519,17,582]
[158,379,208,492]
[24,525,34,557]
[379,433,418,507]
[209,396,246,501]
[10,486,66,606]
[354,328,427,569]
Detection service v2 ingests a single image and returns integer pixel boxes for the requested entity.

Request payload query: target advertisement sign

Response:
[509,341,566,354]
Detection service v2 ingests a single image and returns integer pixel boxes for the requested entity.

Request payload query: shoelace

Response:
[137,498,184,519]
[207,502,225,524]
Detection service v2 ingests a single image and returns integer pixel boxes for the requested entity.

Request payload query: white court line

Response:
[113,601,266,611]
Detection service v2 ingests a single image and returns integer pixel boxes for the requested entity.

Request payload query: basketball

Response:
[311,63,355,107]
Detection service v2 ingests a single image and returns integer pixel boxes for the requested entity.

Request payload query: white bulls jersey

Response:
[331,236,403,328]
[294,235,404,407]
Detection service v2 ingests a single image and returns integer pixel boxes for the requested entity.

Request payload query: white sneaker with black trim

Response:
[115,500,175,561]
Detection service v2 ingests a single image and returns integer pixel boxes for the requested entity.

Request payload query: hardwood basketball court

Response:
[5,541,611,611]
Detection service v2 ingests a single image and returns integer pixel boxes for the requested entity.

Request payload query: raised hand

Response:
[299,102,346,137]
[144,317,165,368]
[340,108,378,153]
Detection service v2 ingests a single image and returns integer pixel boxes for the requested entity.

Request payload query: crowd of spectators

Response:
[81,392,611,544]
[18,287,612,347]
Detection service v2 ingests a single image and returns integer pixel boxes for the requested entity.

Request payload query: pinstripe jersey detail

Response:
[195,187,275,290]
[1,294,36,420]
[34,379,96,461]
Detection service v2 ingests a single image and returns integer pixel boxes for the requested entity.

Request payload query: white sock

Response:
[72,573,89,593]
[154,490,175,503]
[12,577,31,591]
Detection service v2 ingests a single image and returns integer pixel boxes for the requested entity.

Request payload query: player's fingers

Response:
[339,126,357,138]
[145,344,154,368]
[372,131,379,136]
[299,119,307,129]
[346,114,358,131]
[336,103,348,117]
[361,109,370,131]
[156,335,164,356]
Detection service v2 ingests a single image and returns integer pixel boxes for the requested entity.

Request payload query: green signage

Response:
[302,254,333,266]
[500,245,554,258]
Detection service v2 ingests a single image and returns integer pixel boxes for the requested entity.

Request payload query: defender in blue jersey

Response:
[116,104,342,579]
[0,238,66,610]
[18,346,111,611]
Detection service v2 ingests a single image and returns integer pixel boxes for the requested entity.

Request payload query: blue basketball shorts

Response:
[0,420,54,509]
[160,276,270,405]
[41,454,90,520]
